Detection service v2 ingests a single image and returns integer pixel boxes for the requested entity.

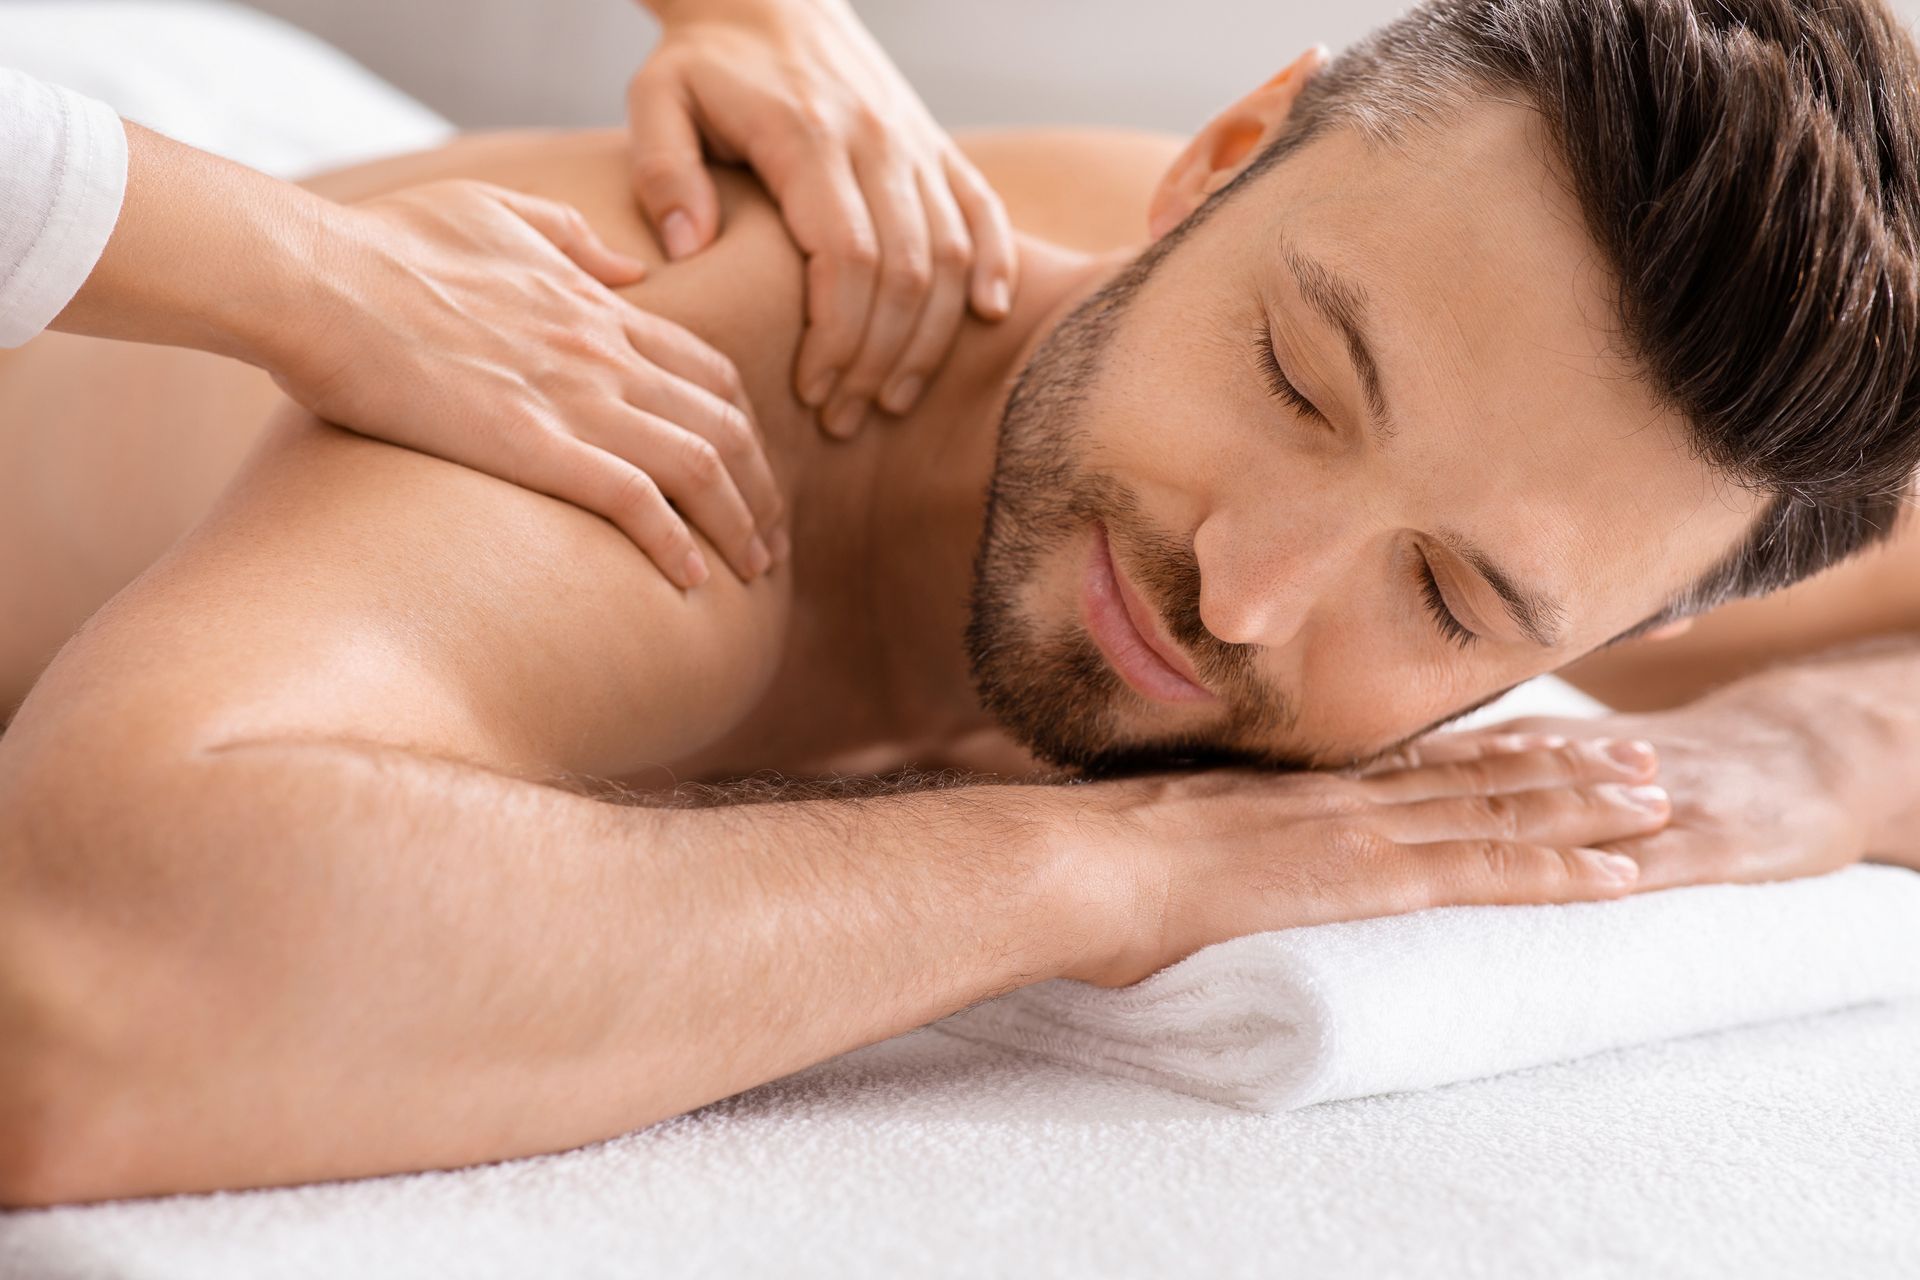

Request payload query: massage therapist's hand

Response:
[55,122,783,589]
[286,180,784,589]
[629,0,1017,435]
[1058,735,1672,988]
[1396,690,1877,892]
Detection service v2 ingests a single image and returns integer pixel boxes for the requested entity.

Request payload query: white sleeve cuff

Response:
[0,71,130,348]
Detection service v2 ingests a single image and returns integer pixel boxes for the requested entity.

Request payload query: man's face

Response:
[967,98,1759,773]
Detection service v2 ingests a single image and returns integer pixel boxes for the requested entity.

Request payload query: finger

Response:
[622,308,756,420]
[609,408,769,582]
[1359,730,1566,775]
[626,71,721,261]
[614,346,785,543]
[819,148,933,437]
[492,189,647,287]
[518,434,709,589]
[1366,737,1660,802]
[945,149,1017,320]
[1385,783,1671,848]
[756,143,879,411]
[1412,840,1642,907]
[875,168,972,416]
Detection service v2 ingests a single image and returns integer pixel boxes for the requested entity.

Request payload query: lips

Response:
[1081,523,1216,705]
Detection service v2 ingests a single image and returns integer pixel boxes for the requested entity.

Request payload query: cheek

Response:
[1082,310,1285,514]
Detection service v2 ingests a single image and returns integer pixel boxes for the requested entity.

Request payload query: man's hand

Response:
[629,0,1017,435]
[1061,735,1671,988]
[1380,686,1887,894]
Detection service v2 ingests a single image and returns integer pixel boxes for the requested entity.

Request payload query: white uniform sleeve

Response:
[0,67,129,348]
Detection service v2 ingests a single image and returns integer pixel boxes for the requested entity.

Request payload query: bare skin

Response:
[8,126,1919,730]
[1,116,1917,1208]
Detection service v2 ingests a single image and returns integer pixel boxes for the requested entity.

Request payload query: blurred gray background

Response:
[231,0,1453,134]
[227,0,1920,134]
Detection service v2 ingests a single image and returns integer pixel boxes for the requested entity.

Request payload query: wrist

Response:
[213,185,343,380]
[1019,782,1158,985]
[1700,642,1920,850]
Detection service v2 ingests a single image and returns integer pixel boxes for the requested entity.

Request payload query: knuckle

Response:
[607,469,663,519]
[848,105,889,146]
[707,406,756,453]
[930,234,972,271]
[790,103,838,145]
[881,253,933,298]
[833,234,881,273]
[1473,840,1524,886]
[678,436,726,486]
[1321,819,1389,867]
[1469,793,1523,840]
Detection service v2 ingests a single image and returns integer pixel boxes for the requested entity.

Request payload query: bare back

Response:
[0,126,1182,717]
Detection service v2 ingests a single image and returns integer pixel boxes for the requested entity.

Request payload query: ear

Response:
[1639,618,1696,642]
[1147,45,1331,241]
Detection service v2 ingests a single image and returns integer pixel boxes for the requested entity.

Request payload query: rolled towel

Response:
[936,864,1920,1110]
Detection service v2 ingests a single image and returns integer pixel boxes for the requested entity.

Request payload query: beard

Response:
[964,241,1300,776]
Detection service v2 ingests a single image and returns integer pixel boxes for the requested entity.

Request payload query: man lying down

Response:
[5,0,1920,1203]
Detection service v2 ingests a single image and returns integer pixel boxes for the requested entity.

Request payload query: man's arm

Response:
[1697,633,1920,869]
[0,408,1664,1205]
[0,415,1091,1202]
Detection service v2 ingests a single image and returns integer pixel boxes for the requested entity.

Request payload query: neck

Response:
[820,236,1129,744]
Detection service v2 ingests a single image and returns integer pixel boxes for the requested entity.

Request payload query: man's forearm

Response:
[0,736,1105,1204]
[1698,631,1920,866]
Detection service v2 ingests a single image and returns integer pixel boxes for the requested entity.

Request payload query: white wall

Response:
[241,0,1920,134]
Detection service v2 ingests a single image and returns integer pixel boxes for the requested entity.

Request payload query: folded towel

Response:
[936,864,1920,1110]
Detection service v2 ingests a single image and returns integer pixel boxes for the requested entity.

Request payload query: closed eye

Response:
[1416,553,1479,650]
[1254,321,1327,423]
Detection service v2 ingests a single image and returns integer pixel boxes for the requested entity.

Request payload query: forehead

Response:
[1237,97,1758,623]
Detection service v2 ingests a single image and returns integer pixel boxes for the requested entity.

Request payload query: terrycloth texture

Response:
[5,1002,1919,1279]
[937,866,1920,1110]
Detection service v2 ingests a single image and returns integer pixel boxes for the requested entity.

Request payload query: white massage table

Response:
[2,7,1915,1275]
[5,1004,1918,1278]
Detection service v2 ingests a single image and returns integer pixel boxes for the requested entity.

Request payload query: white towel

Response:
[937,864,1920,1110]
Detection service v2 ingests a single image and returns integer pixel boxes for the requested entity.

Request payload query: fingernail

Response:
[1603,738,1656,771]
[661,210,700,261]
[1597,852,1640,884]
[801,372,836,408]
[746,537,772,578]
[827,399,868,438]
[880,374,923,415]
[769,527,792,563]
[683,550,709,588]
[986,277,1011,317]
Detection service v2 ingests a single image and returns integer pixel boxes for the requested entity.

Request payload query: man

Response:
[3,0,1919,1204]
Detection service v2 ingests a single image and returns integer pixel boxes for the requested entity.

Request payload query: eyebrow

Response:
[1279,239,1397,442]
[1277,236,1568,651]
[1441,533,1568,649]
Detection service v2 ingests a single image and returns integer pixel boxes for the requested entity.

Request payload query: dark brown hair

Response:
[1235,0,1920,619]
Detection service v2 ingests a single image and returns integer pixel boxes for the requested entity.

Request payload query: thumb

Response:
[627,73,721,261]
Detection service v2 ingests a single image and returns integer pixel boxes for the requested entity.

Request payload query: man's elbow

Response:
[0,912,152,1207]
[0,754,227,1205]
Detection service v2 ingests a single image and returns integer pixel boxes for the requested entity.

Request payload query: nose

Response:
[1193,507,1350,649]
